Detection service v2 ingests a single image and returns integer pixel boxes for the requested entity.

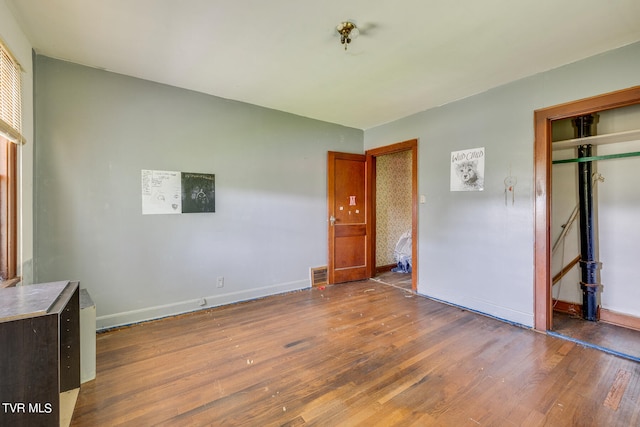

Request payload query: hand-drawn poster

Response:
[450,147,485,191]
[141,170,182,214]
[141,170,216,214]
[181,172,215,213]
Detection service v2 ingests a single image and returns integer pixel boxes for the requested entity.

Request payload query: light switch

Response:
[420,195,426,204]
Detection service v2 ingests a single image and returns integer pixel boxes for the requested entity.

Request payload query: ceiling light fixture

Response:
[336,21,359,51]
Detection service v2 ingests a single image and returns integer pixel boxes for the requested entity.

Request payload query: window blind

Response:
[0,40,23,144]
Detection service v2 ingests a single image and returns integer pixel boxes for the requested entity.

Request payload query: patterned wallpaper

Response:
[376,150,412,266]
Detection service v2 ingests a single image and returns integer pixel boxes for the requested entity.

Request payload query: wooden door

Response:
[327,151,371,284]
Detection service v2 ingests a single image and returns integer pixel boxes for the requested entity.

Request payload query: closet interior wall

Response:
[551,104,640,320]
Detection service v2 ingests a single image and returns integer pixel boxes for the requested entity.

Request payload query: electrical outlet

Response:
[217,276,224,288]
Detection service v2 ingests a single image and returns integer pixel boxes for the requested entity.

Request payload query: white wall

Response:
[364,41,640,327]
[598,139,640,317]
[34,57,363,329]
[551,144,581,305]
[1,0,34,285]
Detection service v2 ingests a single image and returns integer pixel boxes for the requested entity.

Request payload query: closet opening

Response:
[534,86,640,361]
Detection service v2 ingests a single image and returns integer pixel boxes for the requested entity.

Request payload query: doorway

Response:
[366,139,418,292]
[533,86,640,359]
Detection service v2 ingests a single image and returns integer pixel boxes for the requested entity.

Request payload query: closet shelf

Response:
[552,128,640,151]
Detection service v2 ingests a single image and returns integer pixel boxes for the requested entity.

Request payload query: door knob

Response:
[329,215,336,226]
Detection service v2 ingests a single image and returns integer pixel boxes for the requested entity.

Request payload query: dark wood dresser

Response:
[0,281,80,427]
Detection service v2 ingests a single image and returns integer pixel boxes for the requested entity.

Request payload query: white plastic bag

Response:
[392,230,412,273]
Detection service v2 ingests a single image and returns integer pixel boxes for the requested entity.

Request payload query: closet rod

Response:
[552,150,640,164]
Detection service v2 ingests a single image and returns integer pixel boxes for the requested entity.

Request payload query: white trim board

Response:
[96,279,310,331]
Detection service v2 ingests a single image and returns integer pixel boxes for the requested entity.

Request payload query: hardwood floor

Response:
[71,281,640,426]
[552,311,640,361]
[373,271,413,291]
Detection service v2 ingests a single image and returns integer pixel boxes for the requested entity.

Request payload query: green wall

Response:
[364,41,640,326]
[34,40,640,330]
[34,56,363,329]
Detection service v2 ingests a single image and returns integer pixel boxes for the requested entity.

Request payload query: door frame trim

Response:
[366,139,418,291]
[533,86,640,331]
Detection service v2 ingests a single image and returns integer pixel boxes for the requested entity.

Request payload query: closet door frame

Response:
[533,85,640,331]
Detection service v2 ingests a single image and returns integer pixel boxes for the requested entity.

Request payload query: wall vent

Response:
[310,266,328,287]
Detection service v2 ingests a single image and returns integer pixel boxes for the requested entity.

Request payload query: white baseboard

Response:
[420,288,534,328]
[96,279,310,331]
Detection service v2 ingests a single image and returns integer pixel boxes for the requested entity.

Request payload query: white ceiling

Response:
[7,0,640,129]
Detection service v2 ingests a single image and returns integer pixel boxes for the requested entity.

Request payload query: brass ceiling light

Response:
[336,21,359,50]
